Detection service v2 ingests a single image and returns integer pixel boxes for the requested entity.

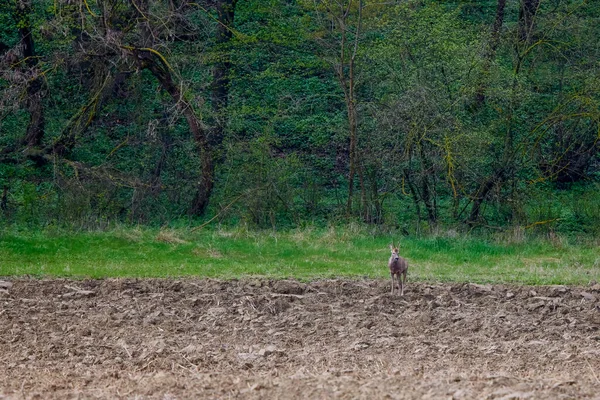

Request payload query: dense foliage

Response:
[1,0,599,234]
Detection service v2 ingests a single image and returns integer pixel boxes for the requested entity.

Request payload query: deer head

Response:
[389,243,400,262]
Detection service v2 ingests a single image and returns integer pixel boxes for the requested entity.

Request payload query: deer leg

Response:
[400,271,407,296]
[390,274,395,295]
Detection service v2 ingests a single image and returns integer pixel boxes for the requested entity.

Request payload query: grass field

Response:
[1,226,599,285]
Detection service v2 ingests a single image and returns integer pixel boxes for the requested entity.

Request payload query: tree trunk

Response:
[367,167,381,224]
[467,175,496,224]
[346,91,358,215]
[50,71,125,159]
[210,0,237,149]
[518,0,540,43]
[124,1,217,215]
[467,0,523,225]
[404,170,422,233]
[338,0,362,217]
[1,186,8,212]
[15,0,45,148]
[133,49,214,216]
[474,0,506,107]
[418,144,437,227]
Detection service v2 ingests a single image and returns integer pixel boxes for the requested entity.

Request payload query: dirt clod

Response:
[580,292,597,301]
[0,280,12,290]
[272,280,305,295]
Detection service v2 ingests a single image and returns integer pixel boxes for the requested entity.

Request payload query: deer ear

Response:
[389,244,394,250]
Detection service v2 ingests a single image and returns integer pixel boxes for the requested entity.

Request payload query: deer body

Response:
[389,245,408,296]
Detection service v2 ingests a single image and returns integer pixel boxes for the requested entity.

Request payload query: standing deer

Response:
[388,243,408,296]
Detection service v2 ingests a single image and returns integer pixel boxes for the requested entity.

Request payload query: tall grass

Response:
[0,225,598,285]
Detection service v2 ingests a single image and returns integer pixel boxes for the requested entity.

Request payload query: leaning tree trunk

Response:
[467,171,501,224]
[132,49,214,216]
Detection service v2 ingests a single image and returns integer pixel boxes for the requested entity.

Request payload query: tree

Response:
[307,0,365,217]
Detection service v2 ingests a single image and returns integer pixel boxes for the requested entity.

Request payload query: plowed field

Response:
[1,279,599,399]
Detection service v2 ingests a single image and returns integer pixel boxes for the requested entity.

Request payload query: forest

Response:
[1,0,599,235]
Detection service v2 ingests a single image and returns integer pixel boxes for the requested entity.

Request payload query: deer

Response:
[388,243,408,296]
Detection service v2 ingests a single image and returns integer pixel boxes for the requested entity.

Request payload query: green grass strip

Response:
[0,226,598,285]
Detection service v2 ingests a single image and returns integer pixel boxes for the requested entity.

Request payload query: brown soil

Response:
[1,279,599,399]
